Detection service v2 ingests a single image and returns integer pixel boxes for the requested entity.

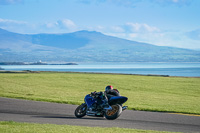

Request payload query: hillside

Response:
[0,28,200,62]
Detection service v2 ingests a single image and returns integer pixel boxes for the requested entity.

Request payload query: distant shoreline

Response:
[1,62,200,77]
[0,62,78,65]
[0,70,199,78]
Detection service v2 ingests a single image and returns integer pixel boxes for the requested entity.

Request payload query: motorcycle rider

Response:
[105,85,120,98]
[90,85,120,110]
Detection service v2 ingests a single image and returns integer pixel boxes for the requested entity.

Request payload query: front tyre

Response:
[74,103,87,118]
[104,104,122,120]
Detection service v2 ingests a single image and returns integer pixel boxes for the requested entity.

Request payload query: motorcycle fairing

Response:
[108,96,128,105]
[84,94,96,108]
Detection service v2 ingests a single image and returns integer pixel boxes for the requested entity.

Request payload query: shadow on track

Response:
[33,115,105,120]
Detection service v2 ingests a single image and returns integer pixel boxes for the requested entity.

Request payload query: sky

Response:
[0,0,200,49]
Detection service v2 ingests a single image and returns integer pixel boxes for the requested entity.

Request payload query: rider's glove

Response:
[90,91,98,98]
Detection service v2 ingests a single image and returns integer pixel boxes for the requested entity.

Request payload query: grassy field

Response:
[0,72,200,115]
[0,121,180,133]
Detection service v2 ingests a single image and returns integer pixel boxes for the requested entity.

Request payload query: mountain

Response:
[0,28,200,62]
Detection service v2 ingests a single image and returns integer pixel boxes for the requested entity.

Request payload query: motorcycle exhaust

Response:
[122,106,128,111]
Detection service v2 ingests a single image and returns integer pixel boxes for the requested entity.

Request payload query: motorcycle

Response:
[74,91,128,120]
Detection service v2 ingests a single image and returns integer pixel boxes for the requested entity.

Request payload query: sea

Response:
[1,62,200,77]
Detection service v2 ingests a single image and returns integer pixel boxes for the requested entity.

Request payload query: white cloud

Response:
[45,22,57,28]
[129,33,138,38]
[107,0,139,7]
[126,23,141,32]
[0,0,23,5]
[0,18,27,25]
[86,22,200,49]
[57,19,77,30]
[45,19,77,32]
[125,22,160,33]
[0,18,78,34]
[143,24,160,32]
[111,26,125,33]
[78,0,139,7]
[172,0,179,3]
[99,22,199,49]
[0,18,32,33]
[1,17,198,49]
[79,0,193,7]
[186,29,200,40]
[150,0,192,6]
[96,22,163,46]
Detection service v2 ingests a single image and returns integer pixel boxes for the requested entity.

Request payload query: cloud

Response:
[92,22,164,47]
[45,22,57,29]
[0,18,78,34]
[0,18,26,25]
[0,18,45,34]
[0,17,198,49]
[150,0,193,6]
[107,0,140,7]
[0,18,38,33]
[124,22,160,33]
[0,0,23,5]
[99,22,198,49]
[78,0,140,7]
[78,0,192,7]
[0,18,28,30]
[88,22,161,42]
[45,19,77,32]
[103,25,200,49]
[111,26,125,33]
[57,19,77,30]
[186,29,200,40]
[94,22,160,35]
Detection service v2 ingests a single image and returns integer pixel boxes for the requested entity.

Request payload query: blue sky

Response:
[0,0,200,49]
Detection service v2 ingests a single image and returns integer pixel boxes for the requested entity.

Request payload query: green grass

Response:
[0,72,200,115]
[0,121,180,133]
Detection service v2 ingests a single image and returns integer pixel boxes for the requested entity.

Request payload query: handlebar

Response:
[90,91,103,98]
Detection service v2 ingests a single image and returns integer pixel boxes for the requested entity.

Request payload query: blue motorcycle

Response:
[74,91,128,120]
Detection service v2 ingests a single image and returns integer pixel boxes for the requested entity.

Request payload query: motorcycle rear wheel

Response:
[104,104,122,120]
[74,103,87,118]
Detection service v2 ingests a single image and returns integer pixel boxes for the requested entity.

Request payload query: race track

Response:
[0,97,200,132]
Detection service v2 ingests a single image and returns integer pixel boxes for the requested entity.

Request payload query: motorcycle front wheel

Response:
[74,103,87,118]
[104,104,122,120]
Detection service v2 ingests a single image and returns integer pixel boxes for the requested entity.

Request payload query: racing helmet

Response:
[105,85,113,92]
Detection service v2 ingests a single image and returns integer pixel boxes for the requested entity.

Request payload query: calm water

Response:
[1,62,200,77]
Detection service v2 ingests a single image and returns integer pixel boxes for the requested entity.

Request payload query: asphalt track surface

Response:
[0,97,200,133]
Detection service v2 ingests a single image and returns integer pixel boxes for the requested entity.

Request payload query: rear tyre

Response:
[104,104,122,120]
[74,103,87,118]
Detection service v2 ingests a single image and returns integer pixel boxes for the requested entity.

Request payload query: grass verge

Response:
[0,72,200,115]
[0,121,180,133]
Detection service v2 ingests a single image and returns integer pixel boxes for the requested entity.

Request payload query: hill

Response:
[0,28,199,62]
